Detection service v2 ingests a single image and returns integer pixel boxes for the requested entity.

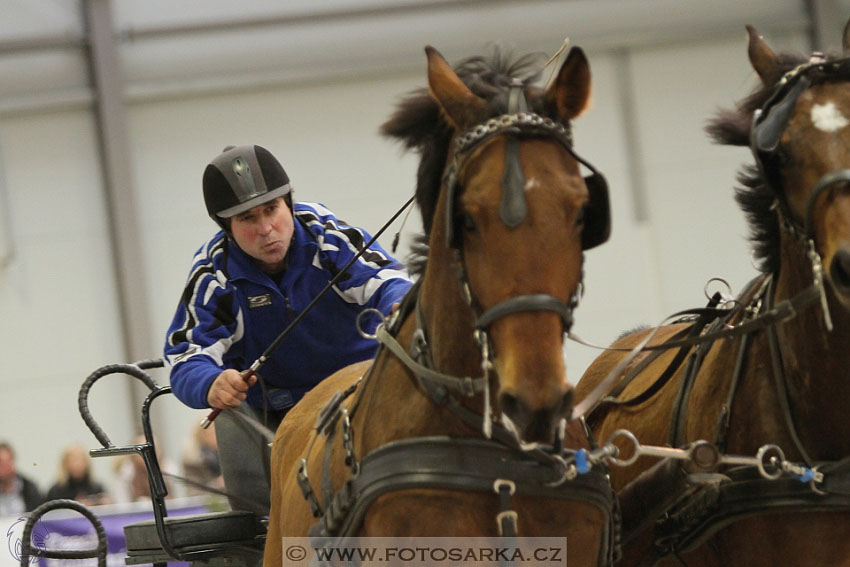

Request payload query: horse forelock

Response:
[380,47,554,255]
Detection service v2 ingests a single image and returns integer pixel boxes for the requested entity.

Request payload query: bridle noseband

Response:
[475,292,576,330]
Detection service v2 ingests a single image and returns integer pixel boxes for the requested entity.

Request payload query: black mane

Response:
[705,50,822,274]
[381,47,548,276]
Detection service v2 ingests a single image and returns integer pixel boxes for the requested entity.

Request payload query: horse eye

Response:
[575,206,586,226]
[461,212,477,232]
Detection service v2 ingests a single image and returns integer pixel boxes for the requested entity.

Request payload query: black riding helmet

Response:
[203,144,293,231]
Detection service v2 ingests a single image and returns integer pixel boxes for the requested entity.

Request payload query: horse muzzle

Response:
[499,387,574,445]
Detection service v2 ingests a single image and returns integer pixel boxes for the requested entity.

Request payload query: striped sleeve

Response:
[164,236,245,409]
[297,203,413,314]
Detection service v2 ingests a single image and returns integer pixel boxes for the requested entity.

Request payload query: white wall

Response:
[0,110,134,496]
[0,2,820,499]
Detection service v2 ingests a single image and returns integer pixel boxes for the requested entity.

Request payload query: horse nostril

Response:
[499,392,521,420]
[830,249,850,294]
[559,389,575,417]
[499,390,575,444]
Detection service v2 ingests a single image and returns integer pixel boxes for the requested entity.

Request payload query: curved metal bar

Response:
[78,360,163,448]
[20,499,107,567]
[136,385,197,562]
[77,360,194,563]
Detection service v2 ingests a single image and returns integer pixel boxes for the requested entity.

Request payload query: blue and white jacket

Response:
[164,202,413,410]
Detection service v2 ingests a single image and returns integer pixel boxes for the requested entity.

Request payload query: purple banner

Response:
[6,501,209,567]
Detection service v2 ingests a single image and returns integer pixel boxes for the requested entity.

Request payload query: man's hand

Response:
[206,368,257,410]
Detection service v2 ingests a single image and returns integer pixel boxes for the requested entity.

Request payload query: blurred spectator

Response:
[0,441,45,515]
[46,443,111,506]
[181,422,223,496]
[112,434,175,503]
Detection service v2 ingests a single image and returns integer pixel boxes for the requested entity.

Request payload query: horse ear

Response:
[425,45,487,130]
[546,47,591,121]
[747,25,781,85]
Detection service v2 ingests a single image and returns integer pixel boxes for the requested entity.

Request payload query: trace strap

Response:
[375,324,486,397]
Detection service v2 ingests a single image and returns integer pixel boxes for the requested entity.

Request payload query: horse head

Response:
[745,24,850,314]
[394,46,608,445]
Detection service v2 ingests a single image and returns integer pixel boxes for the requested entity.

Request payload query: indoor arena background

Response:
[0,0,845,500]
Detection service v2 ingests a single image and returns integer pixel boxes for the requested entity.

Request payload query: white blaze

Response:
[811,102,849,132]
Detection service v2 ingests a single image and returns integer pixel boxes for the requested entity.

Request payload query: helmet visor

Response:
[216,183,291,218]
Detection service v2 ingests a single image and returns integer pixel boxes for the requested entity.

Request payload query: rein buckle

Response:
[460,376,477,397]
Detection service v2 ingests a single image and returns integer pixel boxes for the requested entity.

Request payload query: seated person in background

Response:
[0,441,45,515]
[181,422,224,497]
[47,444,110,506]
[112,434,176,503]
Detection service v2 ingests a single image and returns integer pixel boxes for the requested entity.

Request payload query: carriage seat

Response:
[123,510,266,566]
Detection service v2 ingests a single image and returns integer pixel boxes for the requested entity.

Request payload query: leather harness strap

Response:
[653,464,850,558]
[587,313,715,427]
[586,276,767,428]
[669,275,767,448]
[765,276,814,467]
[307,436,618,566]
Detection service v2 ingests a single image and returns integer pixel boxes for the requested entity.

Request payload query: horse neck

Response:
[418,243,482,378]
[350,244,487,450]
[773,234,850,457]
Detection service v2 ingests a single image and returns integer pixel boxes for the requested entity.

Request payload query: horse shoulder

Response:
[269,359,373,540]
[575,323,691,401]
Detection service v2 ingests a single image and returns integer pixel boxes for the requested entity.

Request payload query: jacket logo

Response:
[247,294,272,308]
[171,345,200,363]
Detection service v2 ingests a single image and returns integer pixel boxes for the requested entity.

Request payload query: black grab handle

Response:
[78,359,163,449]
[78,360,190,561]
[20,499,108,567]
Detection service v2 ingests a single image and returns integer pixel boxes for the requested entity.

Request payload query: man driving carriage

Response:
[164,144,412,515]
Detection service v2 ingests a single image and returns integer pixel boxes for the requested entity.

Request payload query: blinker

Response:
[753,76,811,153]
[581,172,611,250]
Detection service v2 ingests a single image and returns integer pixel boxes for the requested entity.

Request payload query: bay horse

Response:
[575,24,850,567]
[264,45,618,566]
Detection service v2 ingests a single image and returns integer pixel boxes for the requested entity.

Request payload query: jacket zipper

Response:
[283,295,295,320]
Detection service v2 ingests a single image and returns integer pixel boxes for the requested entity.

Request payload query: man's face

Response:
[229,197,294,273]
[0,448,16,483]
[65,446,89,479]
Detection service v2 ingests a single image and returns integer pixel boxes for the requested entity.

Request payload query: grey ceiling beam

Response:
[804,0,847,51]
[119,0,515,41]
[0,33,83,54]
[83,0,153,397]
